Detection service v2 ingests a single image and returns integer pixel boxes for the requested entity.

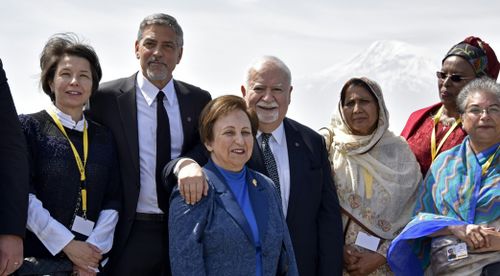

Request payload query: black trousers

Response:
[108,219,170,276]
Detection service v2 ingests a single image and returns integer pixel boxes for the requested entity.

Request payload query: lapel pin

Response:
[295,142,300,147]
[187,116,192,122]
[252,179,257,187]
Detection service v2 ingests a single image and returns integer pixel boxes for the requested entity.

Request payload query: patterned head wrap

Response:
[443,36,500,80]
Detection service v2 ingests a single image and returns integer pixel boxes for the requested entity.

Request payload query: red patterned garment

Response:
[401,103,467,176]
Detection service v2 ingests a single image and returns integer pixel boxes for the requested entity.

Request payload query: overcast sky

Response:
[1,0,499,131]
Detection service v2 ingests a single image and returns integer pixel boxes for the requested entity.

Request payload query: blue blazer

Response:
[169,160,298,276]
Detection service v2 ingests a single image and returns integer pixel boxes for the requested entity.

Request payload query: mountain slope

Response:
[289,40,441,133]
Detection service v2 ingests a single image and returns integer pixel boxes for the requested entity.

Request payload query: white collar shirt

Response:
[135,73,184,214]
[46,105,86,132]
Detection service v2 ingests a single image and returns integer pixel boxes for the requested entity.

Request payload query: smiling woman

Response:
[458,78,500,153]
[387,78,500,275]
[49,55,93,121]
[17,33,121,276]
[169,95,298,276]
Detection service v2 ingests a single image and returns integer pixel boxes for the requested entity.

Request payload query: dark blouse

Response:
[19,110,121,258]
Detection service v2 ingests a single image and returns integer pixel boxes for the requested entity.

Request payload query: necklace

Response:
[438,115,457,126]
[431,106,462,161]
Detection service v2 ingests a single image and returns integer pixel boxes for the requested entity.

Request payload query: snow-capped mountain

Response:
[288,40,442,133]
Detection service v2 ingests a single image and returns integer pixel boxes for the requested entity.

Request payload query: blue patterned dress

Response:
[387,137,500,275]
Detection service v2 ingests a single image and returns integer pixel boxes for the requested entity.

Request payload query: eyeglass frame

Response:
[464,105,500,116]
[436,71,475,83]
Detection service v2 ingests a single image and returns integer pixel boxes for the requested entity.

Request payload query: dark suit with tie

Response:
[0,59,29,238]
[248,118,343,276]
[169,160,298,276]
[87,73,211,275]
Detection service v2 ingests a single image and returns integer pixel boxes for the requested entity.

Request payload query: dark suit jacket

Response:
[169,160,298,276]
[87,73,211,271]
[248,118,343,276]
[0,59,29,237]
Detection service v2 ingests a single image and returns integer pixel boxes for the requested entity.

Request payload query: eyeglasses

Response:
[436,71,474,83]
[465,106,500,116]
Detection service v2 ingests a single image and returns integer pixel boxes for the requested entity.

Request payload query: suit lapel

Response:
[174,80,195,153]
[204,161,256,245]
[246,170,269,244]
[248,125,305,221]
[247,138,267,174]
[116,75,140,184]
[283,118,305,221]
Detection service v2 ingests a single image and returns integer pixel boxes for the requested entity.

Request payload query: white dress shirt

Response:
[135,74,184,214]
[26,106,119,255]
[257,122,290,216]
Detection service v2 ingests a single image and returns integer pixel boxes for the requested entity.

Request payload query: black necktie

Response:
[156,91,171,212]
[261,133,281,198]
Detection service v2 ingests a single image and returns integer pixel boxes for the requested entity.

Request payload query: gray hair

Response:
[245,56,292,86]
[457,77,500,113]
[137,13,184,47]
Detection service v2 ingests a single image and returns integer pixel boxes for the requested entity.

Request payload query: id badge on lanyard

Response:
[48,111,95,236]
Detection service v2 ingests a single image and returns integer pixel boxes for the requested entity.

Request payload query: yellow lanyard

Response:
[48,111,89,218]
[431,106,461,161]
[482,145,500,176]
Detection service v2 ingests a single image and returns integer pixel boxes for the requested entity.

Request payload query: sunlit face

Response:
[241,62,292,133]
[135,24,183,88]
[461,91,500,150]
[205,110,254,172]
[438,56,476,110]
[342,85,379,135]
[49,55,93,114]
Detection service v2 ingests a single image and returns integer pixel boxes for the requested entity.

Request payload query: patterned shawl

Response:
[324,77,422,240]
[387,138,500,275]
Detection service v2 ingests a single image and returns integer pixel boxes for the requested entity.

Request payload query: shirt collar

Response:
[136,73,176,107]
[46,104,86,132]
[257,122,285,145]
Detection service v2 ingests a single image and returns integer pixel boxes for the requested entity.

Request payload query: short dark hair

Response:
[137,13,184,47]
[40,33,102,101]
[199,95,259,145]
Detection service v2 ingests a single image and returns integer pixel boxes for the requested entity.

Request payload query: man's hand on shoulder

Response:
[175,159,208,205]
